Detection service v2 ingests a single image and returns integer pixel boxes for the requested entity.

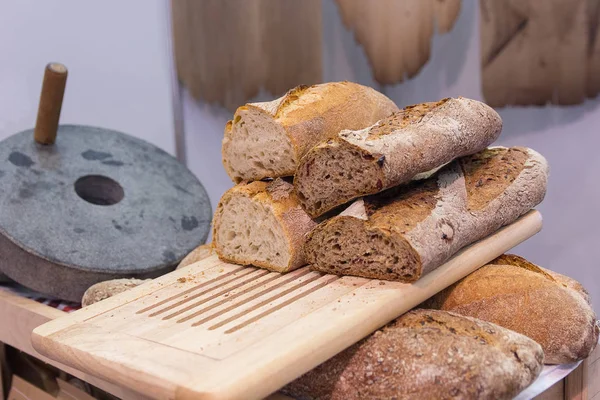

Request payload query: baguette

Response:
[283,309,543,400]
[305,147,548,281]
[424,254,599,364]
[213,178,316,272]
[222,81,398,183]
[295,97,502,217]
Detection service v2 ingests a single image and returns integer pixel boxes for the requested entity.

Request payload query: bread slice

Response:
[283,309,543,400]
[424,254,599,364]
[304,147,548,281]
[213,179,317,272]
[222,81,398,183]
[295,97,502,217]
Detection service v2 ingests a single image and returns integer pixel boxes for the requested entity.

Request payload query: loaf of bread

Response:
[295,97,502,217]
[177,243,215,269]
[283,309,544,400]
[81,278,149,307]
[213,178,317,272]
[222,81,398,183]
[305,146,548,281]
[424,254,599,364]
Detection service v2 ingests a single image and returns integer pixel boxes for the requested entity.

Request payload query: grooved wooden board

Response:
[32,210,542,400]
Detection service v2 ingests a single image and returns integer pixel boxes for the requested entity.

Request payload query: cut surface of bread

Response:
[424,254,599,364]
[222,81,398,183]
[283,309,543,400]
[213,179,316,272]
[295,97,502,217]
[305,147,548,282]
[223,106,296,183]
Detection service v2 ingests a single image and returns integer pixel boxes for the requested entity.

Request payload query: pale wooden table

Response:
[0,286,596,400]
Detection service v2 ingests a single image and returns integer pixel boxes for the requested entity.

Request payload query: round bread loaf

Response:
[424,254,599,364]
[283,309,543,400]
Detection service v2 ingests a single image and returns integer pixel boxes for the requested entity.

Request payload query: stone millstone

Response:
[0,125,211,302]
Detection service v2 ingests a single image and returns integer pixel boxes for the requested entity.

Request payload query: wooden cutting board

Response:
[32,210,542,400]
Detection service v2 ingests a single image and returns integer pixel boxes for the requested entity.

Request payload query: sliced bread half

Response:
[213,178,317,272]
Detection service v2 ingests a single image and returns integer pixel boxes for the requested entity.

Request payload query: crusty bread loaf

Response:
[81,279,149,307]
[177,243,215,269]
[222,81,398,183]
[295,97,502,217]
[283,309,543,400]
[305,147,548,281]
[213,178,317,272]
[424,254,599,364]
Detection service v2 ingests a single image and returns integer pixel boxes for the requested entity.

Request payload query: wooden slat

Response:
[535,379,564,400]
[565,361,586,400]
[0,289,150,400]
[480,0,599,107]
[589,358,600,400]
[335,0,461,84]
[171,0,322,111]
[32,211,542,400]
[0,344,5,400]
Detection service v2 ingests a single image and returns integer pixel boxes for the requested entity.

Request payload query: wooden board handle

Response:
[34,63,68,145]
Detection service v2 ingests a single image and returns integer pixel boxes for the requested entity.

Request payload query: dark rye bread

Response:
[424,254,599,364]
[304,147,548,282]
[294,97,502,218]
[213,179,317,272]
[222,81,398,183]
[282,309,544,400]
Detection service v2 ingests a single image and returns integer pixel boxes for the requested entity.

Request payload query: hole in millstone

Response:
[74,175,124,206]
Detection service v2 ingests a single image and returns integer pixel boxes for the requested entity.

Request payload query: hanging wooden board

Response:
[335,0,461,85]
[481,0,600,106]
[32,211,541,400]
[171,0,322,111]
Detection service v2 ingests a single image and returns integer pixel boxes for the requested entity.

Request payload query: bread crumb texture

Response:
[283,309,543,400]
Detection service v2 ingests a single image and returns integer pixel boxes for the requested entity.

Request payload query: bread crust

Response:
[295,97,502,217]
[222,81,398,183]
[213,179,317,272]
[283,309,543,400]
[425,254,599,364]
[305,147,549,281]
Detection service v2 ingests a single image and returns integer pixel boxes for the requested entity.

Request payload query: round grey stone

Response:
[0,125,211,301]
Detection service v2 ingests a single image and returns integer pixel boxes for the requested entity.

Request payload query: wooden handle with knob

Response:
[34,63,68,145]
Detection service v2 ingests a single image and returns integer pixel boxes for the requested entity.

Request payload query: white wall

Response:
[182,0,600,311]
[0,0,175,153]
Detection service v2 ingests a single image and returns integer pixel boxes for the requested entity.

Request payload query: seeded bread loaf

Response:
[295,97,502,217]
[283,309,543,400]
[305,147,548,281]
[213,178,317,272]
[222,81,398,183]
[424,254,599,364]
